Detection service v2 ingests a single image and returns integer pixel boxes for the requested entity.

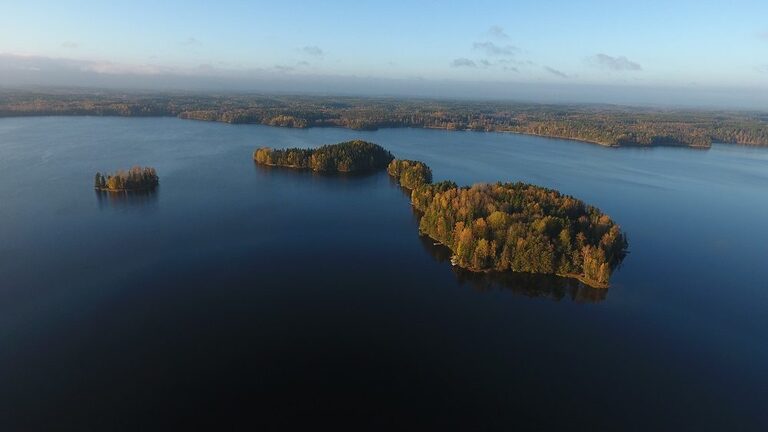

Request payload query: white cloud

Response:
[588,53,642,71]
[544,66,569,78]
[450,58,476,68]
[301,46,324,56]
[180,37,202,47]
[473,41,518,56]
[488,25,509,39]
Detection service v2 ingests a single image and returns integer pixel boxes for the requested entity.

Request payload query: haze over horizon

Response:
[1,0,767,108]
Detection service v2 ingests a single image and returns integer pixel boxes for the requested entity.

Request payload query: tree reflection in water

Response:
[417,234,608,303]
[95,188,159,210]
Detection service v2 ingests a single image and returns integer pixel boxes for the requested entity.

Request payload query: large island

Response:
[389,159,626,288]
[256,141,627,288]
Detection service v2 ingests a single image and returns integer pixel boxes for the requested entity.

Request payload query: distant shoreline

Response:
[0,113,728,150]
[2,92,765,148]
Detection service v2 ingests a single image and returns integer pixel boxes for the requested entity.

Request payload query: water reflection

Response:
[95,188,159,209]
[252,162,379,182]
[390,176,413,196]
[417,235,608,303]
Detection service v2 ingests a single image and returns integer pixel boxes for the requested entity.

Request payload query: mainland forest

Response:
[2,90,767,148]
[94,166,159,192]
[258,141,628,287]
[253,140,394,172]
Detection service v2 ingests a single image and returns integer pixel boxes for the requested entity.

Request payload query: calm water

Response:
[1,117,767,430]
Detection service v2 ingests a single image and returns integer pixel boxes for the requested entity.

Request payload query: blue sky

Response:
[1,0,767,105]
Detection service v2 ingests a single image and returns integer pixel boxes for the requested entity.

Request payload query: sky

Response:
[1,0,767,107]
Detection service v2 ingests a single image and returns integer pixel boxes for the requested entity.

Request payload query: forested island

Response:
[94,166,159,192]
[388,158,627,287]
[257,141,627,287]
[2,90,767,148]
[253,140,393,172]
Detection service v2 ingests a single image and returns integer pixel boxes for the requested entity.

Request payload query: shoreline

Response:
[0,113,741,149]
[95,187,157,193]
[422,230,609,289]
[175,117,713,149]
[253,161,380,174]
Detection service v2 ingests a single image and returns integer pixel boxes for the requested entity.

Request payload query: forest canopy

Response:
[95,166,159,192]
[253,140,394,172]
[388,159,627,288]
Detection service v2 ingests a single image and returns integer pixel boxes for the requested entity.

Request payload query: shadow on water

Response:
[252,162,380,183]
[417,235,608,303]
[390,176,414,196]
[95,188,159,210]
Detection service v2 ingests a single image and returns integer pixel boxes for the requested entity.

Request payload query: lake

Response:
[1,116,766,430]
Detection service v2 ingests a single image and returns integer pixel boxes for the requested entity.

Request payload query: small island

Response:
[94,166,159,192]
[253,140,394,173]
[388,158,627,288]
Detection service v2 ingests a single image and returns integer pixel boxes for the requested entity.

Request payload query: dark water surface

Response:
[1,117,766,430]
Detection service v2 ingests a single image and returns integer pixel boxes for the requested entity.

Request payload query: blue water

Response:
[0,117,766,430]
